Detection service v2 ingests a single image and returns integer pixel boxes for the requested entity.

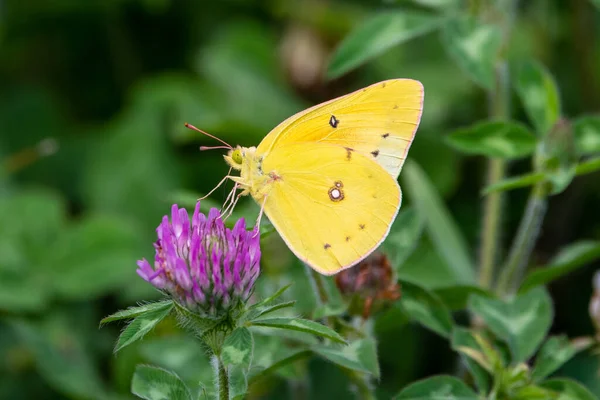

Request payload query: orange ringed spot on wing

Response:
[328,184,344,202]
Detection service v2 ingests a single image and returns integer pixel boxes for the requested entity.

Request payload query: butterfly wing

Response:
[260,142,401,275]
[256,79,423,179]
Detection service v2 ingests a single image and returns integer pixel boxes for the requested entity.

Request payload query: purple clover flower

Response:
[137,203,261,316]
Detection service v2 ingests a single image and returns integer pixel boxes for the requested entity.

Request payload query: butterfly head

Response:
[224,146,257,171]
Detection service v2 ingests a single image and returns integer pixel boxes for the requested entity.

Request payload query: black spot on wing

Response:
[371,150,379,157]
[344,147,353,160]
[329,115,339,128]
[324,243,331,250]
[382,133,390,139]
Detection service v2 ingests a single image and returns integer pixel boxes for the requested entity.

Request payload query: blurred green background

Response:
[1,0,600,399]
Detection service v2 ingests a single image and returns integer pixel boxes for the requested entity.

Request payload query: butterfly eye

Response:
[231,149,243,164]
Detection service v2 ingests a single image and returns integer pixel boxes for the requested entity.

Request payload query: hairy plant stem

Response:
[345,369,377,400]
[496,182,549,295]
[479,63,509,289]
[213,355,229,400]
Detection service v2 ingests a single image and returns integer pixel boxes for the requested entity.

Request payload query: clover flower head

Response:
[137,203,261,316]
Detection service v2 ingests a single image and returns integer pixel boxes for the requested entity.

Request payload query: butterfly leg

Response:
[221,182,238,213]
[220,184,241,220]
[199,168,234,201]
[221,190,244,221]
[252,194,268,237]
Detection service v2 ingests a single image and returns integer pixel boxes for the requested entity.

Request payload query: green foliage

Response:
[531,336,578,382]
[131,365,193,400]
[327,11,442,79]
[312,338,380,378]
[222,328,254,367]
[403,160,475,284]
[446,120,537,159]
[468,288,553,363]
[397,280,454,337]
[519,241,600,292]
[4,1,600,399]
[394,375,479,399]
[573,116,600,156]
[514,60,561,136]
[441,15,502,90]
[249,318,346,344]
[114,303,174,353]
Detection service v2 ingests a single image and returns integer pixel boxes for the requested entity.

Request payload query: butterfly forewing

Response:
[256,79,423,179]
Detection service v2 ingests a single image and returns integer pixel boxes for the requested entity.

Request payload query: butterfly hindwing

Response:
[260,142,401,275]
[256,79,423,179]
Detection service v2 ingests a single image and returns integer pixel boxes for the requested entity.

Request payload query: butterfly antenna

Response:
[200,145,231,151]
[184,123,233,150]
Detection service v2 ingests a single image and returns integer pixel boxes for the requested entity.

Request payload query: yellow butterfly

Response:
[189,79,424,275]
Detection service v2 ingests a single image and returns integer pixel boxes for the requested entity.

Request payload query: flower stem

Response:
[496,182,549,295]
[213,355,229,400]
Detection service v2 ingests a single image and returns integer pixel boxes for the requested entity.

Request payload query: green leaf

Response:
[575,156,600,176]
[229,364,249,400]
[573,115,600,156]
[519,241,600,292]
[115,303,174,352]
[441,15,502,90]
[482,171,545,194]
[468,287,553,362]
[433,285,494,311]
[397,280,454,337]
[394,375,479,399]
[131,365,192,400]
[382,207,425,269]
[531,336,577,382]
[250,317,346,344]
[101,300,173,326]
[327,11,442,79]
[592,0,600,10]
[446,120,537,159]
[313,303,348,319]
[402,160,475,284]
[541,378,598,400]
[249,284,292,310]
[246,301,296,321]
[483,157,600,194]
[312,338,380,378]
[250,334,313,381]
[222,327,254,367]
[139,337,213,395]
[514,59,561,136]
[451,328,491,393]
